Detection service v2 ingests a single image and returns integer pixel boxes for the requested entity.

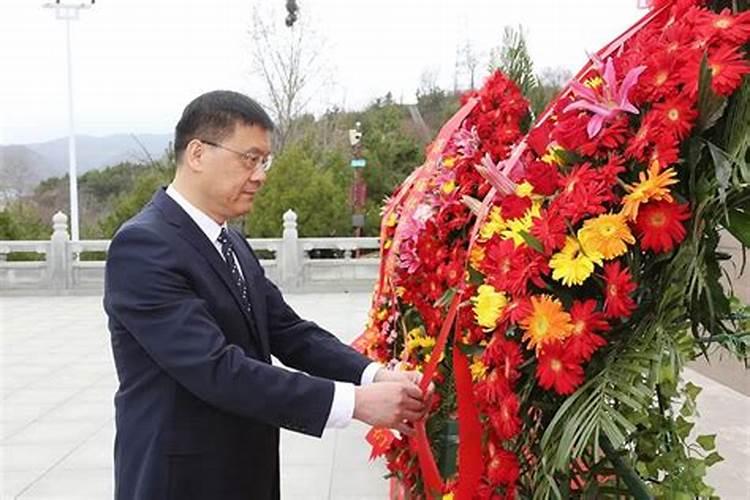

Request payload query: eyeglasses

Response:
[200,139,273,172]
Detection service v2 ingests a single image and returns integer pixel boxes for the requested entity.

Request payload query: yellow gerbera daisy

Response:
[621,161,678,221]
[472,284,508,330]
[549,236,600,286]
[541,145,566,166]
[515,181,535,198]
[501,201,542,247]
[442,180,456,194]
[385,212,398,227]
[578,213,635,260]
[479,206,506,240]
[470,358,488,381]
[520,295,574,352]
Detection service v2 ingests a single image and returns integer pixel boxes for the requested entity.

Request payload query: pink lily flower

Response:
[475,153,518,195]
[563,57,646,138]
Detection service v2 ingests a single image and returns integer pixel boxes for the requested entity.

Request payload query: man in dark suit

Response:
[104,90,428,500]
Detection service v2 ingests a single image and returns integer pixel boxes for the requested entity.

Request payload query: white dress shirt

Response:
[165,184,380,429]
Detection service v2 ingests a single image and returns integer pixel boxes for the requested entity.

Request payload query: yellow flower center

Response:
[655,70,668,86]
[714,18,731,29]
[534,316,549,335]
[667,108,680,122]
[710,64,721,77]
[550,359,562,372]
[609,285,618,297]
[649,211,667,227]
[573,320,586,335]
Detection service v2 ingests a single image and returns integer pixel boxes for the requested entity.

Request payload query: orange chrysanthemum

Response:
[520,295,574,352]
[621,161,678,221]
[578,213,636,260]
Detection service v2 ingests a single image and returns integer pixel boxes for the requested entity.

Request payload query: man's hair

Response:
[174,90,275,163]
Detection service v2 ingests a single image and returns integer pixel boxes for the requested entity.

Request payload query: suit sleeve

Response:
[243,247,373,384]
[104,224,334,437]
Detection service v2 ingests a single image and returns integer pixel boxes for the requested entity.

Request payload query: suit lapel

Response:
[151,189,266,355]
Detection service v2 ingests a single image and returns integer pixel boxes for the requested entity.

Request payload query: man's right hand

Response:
[353,381,426,436]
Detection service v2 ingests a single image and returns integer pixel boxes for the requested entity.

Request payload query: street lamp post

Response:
[348,122,366,239]
[42,0,94,242]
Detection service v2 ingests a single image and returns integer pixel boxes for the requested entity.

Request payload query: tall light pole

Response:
[42,1,94,242]
[348,122,366,239]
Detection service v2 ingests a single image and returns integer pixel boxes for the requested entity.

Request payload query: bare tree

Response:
[417,66,441,97]
[249,6,329,151]
[538,66,573,89]
[0,157,39,206]
[457,39,480,90]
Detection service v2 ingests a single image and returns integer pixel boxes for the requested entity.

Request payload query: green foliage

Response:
[0,202,50,261]
[245,144,352,237]
[359,98,425,209]
[489,25,538,97]
[0,202,48,240]
[416,88,462,137]
[98,161,175,237]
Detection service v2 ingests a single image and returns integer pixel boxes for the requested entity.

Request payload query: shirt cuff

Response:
[360,362,383,386]
[325,381,355,429]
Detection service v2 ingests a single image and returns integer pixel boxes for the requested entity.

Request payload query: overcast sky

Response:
[0,0,646,145]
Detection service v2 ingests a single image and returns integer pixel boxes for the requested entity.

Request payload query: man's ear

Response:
[183,139,206,172]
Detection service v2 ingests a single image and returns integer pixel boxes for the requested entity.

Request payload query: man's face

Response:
[198,123,272,221]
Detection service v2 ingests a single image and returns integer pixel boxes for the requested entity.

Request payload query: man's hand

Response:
[373,367,435,417]
[353,381,425,435]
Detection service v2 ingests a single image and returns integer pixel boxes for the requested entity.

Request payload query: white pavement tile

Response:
[281,429,336,466]
[280,464,331,499]
[16,466,113,500]
[1,295,749,499]
[3,418,104,446]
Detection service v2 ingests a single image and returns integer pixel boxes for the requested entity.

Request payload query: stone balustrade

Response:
[0,210,380,294]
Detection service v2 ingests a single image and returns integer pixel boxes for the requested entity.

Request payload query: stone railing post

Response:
[48,211,71,290]
[280,209,301,290]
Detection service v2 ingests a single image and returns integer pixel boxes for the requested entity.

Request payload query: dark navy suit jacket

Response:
[103,189,372,500]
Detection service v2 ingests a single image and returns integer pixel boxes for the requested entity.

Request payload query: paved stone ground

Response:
[1,294,748,499]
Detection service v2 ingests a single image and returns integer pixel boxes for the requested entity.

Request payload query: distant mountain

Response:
[0,133,173,183]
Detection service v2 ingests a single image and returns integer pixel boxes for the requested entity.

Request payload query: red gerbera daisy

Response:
[652,94,698,140]
[524,160,560,196]
[483,335,524,383]
[567,300,609,362]
[648,136,681,169]
[555,163,609,224]
[680,44,750,97]
[531,208,567,254]
[707,44,750,96]
[501,194,532,220]
[636,52,680,102]
[697,8,750,44]
[475,367,513,406]
[482,237,519,292]
[634,200,691,253]
[489,392,522,440]
[602,261,637,319]
[536,341,585,395]
[487,444,520,486]
[507,249,551,295]
[626,113,660,162]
